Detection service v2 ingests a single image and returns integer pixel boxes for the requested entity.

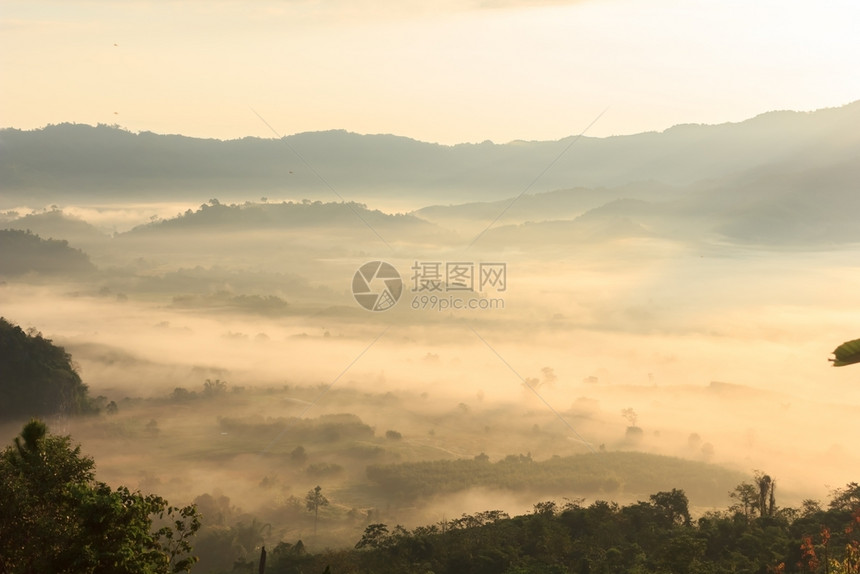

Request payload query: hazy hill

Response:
[1,101,858,205]
[0,210,111,254]
[0,229,96,276]
[366,451,747,506]
[414,182,679,225]
[422,147,860,248]
[565,154,860,246]
[480,215,653,250]
[123,200,435,234]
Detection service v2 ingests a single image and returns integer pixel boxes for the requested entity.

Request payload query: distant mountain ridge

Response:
[1,100,858,205]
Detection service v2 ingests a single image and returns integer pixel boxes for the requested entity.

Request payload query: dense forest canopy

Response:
[0,317,96,419]
[2,419,857,573]
[0,420,199,573]
[264,483,860,574]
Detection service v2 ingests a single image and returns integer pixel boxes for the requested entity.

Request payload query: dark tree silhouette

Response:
[0,420,200,573]
[0,317,96,418]
[305,485,329,535]
[755,472,776,518]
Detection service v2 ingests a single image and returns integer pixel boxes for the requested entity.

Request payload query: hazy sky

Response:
[2,0,858,144]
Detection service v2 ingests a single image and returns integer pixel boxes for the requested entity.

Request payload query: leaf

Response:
[829,337,860,366]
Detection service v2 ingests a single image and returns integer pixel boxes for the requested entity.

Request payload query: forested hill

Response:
[0,317,96,419]
[365,451,748,506]
[1,100,858,202]
[123,199,435,234]
[0,229,95,276]
[268,482,860,573]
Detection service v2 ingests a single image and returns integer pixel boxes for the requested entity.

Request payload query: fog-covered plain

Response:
[2,196,859,553]
[2,107,860,553]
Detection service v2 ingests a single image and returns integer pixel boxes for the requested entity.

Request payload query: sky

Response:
[2,0,859,145]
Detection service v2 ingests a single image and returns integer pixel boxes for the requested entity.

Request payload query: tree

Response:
[533,501,559,516]
[755,472,777,518]
[650,489,692,527]
[621,407,643,442]
[0,420,200,573]
[730,481,759,519]
[829,482,860,512]
[621,407,638,426]
[202,378,227,397]
[231,518,271,558]
[355,523,391,549]
[305,485,329,535]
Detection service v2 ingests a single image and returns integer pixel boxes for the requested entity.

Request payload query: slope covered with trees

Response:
[0,317,96,419]
[366,451,746,506]
[0,229,95,276]
[266,483,860,574]
[0,420,200,573]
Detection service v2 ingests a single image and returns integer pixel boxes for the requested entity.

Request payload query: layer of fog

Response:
[3,239,858,506]
[3,191,860,554]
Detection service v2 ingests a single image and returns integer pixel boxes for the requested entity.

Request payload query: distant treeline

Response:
[218,413,375,445]
[366,451,746,506]
[264,483,860,574]
[122,199,430,233]
[170,292,291,316]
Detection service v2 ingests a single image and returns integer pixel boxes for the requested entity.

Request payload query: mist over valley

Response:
[2,102,859,572]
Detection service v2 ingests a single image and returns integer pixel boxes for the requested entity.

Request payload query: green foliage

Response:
[649,488,692,527]
[0,420,200,573]
[264,480,860,574]
[830,483,860,512]
[731,472,778,520]
[355,523,390,550]
[730,481,760,518]
[0,317,97,418]
[829,338,860,366]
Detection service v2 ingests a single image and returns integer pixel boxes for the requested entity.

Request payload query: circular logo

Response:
[352,261,402,312]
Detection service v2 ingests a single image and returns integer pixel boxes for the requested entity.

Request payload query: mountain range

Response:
[2,100,859,247]
[2,100,858,207]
